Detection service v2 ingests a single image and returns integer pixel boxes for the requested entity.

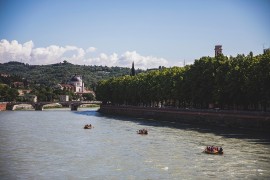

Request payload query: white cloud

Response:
[86,47,97,53]
[0,39,169,69]
[0,39,33,63]
[31,45,66,64]
[118,51,168,69]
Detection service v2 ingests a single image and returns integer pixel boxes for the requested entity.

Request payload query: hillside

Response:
[0,61,135,89]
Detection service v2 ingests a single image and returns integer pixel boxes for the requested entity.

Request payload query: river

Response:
[0,108,269,179]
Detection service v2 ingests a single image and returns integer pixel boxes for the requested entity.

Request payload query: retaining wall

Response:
[99,105,270,131]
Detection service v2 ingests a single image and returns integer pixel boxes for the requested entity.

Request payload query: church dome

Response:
[70,75,82,82]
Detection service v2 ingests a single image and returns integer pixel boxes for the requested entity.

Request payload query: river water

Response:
[0,108,269,179]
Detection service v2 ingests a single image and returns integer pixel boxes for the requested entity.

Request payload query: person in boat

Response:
[218,147,223,154]
[138,129,148,134]
[143,129,148,134]
[84,124,93,129]
[205,146,215,152]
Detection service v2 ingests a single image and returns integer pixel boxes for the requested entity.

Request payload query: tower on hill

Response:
[215,45,222,56]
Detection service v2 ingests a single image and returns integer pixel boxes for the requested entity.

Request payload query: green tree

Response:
[131,62,135,76]
[96,51,270,111]
[7,88,19,101]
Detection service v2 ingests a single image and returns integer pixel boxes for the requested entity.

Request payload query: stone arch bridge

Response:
[6,101,101,111]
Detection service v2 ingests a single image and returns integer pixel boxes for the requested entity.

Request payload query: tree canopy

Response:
[0,61,137,102]
[96,52,270,111]
[0,61,133,89]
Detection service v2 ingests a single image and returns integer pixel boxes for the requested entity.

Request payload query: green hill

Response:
[0,61,133,90]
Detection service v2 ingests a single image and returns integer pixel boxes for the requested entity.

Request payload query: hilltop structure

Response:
[215,45,222,56]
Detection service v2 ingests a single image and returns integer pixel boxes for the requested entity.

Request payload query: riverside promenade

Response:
[99,105,270,131]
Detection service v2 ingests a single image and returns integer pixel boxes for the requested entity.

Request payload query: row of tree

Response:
[96,51,270,111]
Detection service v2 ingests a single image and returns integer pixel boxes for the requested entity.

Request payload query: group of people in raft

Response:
[84,124,148,135]
[137,129,148,135]
[204,146,223,154]
[83,124,223,154]
[84,124,93,129]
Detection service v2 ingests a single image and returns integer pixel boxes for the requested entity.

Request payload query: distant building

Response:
[18,89,32,96]
[57,75,85,93]
[0,73,10,77]
[69,75,85,93]
[57,84,74,91]
[215,45,222,56]
[56,74,95,99]
[59,95,69,102]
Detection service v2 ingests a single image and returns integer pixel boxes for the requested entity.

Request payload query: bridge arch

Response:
[6,101,101,111]
[6,102,35,110]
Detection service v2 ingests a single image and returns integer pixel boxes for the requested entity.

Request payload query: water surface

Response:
[0,109,269,179]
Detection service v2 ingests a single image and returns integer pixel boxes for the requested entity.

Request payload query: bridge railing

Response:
[7,101,101,105]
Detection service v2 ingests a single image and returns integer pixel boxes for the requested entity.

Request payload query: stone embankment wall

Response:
[0,103,7,111]
[99,105,270,131]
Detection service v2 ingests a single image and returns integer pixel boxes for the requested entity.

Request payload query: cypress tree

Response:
[131,62,135,76]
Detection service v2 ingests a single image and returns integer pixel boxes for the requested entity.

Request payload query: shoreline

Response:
[98,105,270,131]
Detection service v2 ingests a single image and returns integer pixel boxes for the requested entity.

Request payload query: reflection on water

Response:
[0,109,269,179]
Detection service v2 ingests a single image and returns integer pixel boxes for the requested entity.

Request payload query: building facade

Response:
[57,75,95,101]
[69,75,85,93]
[57,75,85,93]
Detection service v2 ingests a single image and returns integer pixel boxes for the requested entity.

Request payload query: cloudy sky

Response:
[0,0,269,69]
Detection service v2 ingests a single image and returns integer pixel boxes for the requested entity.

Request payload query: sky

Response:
[0,0,269,69]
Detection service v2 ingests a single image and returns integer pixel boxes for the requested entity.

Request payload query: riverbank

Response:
[98,105,270,131]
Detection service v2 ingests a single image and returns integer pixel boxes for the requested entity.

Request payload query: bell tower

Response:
[215,45,222,56]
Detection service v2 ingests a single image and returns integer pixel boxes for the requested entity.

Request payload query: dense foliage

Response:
[0,61,134,89]
[96,52,270,111]
[0,61,138,101]
[0,84,19,101]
